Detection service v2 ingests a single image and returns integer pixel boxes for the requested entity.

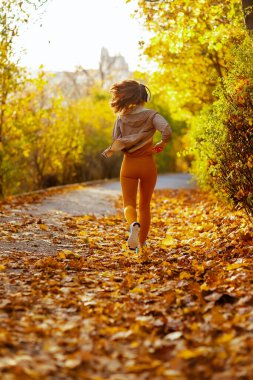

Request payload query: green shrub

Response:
[189,38,253,216]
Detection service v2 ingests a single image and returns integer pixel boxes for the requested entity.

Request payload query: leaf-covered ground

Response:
[0,189,252,380]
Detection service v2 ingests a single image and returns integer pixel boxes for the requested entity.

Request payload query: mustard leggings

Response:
[120,154,157,246]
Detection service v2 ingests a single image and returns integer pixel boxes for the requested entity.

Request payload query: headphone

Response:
[145,85,151,102]
[140,83,151,102]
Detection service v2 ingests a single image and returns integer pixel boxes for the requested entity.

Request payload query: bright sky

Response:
[16,0,151,72]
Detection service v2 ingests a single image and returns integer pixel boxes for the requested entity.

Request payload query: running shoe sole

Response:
[127,222,141,250]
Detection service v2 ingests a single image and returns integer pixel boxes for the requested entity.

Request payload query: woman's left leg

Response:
[120,156,138,226]
[120,176,138,226]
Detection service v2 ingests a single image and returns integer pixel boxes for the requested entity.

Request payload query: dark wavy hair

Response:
[110,80,151,114]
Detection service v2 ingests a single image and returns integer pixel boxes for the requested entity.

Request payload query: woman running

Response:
[102,80,172,251]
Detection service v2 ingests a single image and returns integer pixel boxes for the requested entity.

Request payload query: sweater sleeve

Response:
[152,113,172,143]
[112,116,122,140]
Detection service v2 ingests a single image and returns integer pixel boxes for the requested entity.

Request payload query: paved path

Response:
[0,173,196,253]
[28,173,196,218]
[102,173,196,191]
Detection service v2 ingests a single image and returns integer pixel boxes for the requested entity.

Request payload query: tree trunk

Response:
[242,0,253,31]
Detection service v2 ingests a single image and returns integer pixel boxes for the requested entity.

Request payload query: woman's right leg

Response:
[139,156,157,246]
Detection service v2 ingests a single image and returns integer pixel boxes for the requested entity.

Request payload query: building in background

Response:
[98,47,130,88]
[47,48,131,99]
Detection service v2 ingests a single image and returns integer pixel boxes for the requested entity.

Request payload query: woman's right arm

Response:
[152,113,172,153]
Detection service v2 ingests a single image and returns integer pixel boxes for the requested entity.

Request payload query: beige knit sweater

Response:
[102,106,172,157]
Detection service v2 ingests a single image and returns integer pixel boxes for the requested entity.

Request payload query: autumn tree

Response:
[131,0,253,214]
[130,0,245,114]
[0,0,48,196]
[0,0,24,195]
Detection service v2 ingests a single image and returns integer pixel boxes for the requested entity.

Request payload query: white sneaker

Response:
[127,222,140,250]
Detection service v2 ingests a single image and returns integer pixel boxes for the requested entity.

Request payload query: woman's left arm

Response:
[101,117,122,158]
[112,116,121,140]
